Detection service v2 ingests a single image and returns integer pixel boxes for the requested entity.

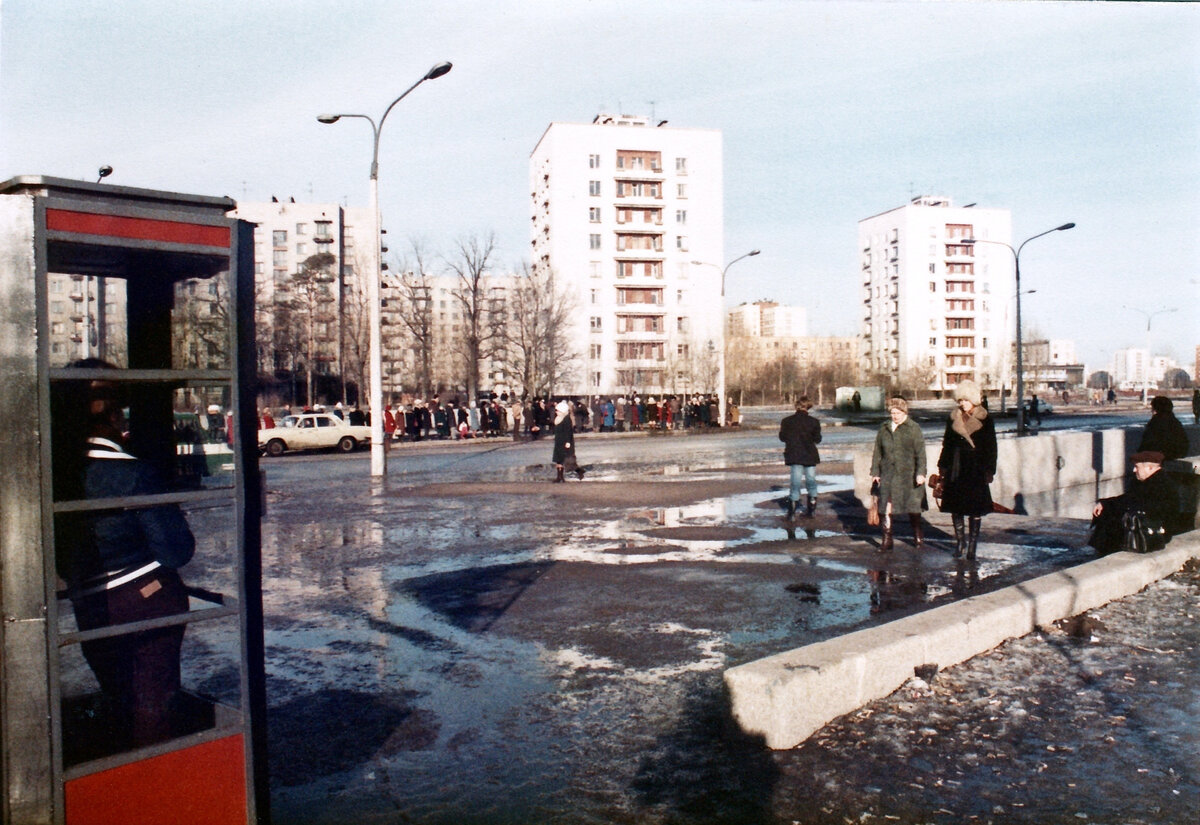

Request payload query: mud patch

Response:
[638,526,755,541]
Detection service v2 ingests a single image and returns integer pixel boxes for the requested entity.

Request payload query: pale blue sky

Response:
[3,0,1197,372]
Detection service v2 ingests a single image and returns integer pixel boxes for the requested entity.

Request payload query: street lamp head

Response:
[1055,222,1076,231]
[316,114,342,124]
[425,61,453,81]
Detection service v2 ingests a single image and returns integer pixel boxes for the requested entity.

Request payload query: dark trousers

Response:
[73,568,189,747]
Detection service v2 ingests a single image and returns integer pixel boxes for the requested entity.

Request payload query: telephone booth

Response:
[0,176,266,824]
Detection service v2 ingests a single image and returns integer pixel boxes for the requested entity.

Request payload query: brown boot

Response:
[880,514,893,552]
[908,514,924,549]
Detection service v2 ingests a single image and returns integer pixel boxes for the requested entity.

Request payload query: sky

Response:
[2,0,1197,373]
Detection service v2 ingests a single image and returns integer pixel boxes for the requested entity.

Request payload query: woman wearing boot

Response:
[551,400,576,483]
[936,380,996,560]
[870,397,928,551]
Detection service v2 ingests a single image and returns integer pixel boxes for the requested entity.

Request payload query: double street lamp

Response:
[690,249,761,426]
[317,60,452,477]
[963,223,1074,436]
[1124,305,1178,404]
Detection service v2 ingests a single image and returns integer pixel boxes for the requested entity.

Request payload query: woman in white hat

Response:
[936,380,996,559]
[551,400,580,482]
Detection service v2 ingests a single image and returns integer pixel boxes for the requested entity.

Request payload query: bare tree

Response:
[898,357,940,400]
[504,261,579,398]
[172,274,230,370]
[389,240,439,399]
[339,246,373,406]
[724,334,758,406]
[284,253,337,405]
[446,233,500,404]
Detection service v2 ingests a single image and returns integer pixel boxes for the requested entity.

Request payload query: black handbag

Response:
[1121,509,1167,554]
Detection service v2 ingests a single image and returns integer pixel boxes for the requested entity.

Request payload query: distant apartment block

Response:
[45,273,127,367]
[858,196,1013,393]
[1111,348,1148,390]
[232,199,375,403]
[728,301,807,338]
[530,113,724,396]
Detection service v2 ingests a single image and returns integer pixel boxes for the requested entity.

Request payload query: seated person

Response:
[1089,450,1179,554]
[1138,395,1190,461]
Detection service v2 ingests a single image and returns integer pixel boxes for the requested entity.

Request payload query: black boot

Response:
[967,516,981,560]
[952,515,965,559]
[880,514,893,552]
[805,495,816,518]
[786,498,797,521]
[554,466,564,483]
[908,514,924,549]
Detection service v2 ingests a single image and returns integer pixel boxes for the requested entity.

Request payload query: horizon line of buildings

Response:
[42,114,1193,404]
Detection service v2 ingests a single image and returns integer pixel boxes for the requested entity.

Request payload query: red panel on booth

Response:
[65,735,246,825]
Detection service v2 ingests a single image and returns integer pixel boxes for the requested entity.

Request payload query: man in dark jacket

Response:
[1139,396,1190,461]
[1089,450,1180,553]
[779,397,822,519]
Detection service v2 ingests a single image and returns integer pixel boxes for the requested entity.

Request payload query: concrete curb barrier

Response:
[724,531,1200,750]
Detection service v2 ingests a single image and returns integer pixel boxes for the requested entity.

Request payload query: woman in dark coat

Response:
[551,400,578,482]
[870,397,927,551]
[937,380,996,560]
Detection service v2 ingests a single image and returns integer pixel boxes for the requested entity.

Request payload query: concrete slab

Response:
[724,530,1200,750]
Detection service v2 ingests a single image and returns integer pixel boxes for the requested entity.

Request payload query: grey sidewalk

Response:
[764,556,1200,824]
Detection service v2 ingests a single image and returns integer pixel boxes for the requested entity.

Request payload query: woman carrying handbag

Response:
[936,380,997,560]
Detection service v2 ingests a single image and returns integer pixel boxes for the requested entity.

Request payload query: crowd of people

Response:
[255,392,734,443]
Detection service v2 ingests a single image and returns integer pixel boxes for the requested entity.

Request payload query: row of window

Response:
[590,315,692,334]
[590,153,688,174]
[591,234,689,252]
[590,343,691,360]
[591,180,690,199]
[269,222,335,246]
[591,207,687,225]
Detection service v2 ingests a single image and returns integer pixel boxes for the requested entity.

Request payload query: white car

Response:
[259,413,372,456]
[1022,399,1054,416]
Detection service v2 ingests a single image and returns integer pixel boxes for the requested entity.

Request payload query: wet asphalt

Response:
[177,415,1196,825]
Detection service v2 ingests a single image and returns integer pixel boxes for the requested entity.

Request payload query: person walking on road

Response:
[779,397,822,520]
[870,397,927,551]
[936,380,997,560]
[551,400,581,482]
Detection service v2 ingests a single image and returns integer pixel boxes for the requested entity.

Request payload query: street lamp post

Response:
[1124,305,1178,404]
[963,223,1073,436]
[690,249,760,427]
[318,60,451,477]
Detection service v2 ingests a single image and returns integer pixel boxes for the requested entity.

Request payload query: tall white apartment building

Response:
[728,301,807,338]
[859,196,1013,393]
[231,199,373,400]
[1111,348,1148,389]
[530,114,724,396]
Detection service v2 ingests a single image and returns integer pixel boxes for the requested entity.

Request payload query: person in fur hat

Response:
[551,400,582,482]
[936,380,997,559]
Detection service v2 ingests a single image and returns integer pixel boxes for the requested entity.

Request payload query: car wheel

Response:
[266,439,286,457]
[337,436,356,453]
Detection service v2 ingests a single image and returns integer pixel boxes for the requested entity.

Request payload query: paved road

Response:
[194,406,1194,824]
